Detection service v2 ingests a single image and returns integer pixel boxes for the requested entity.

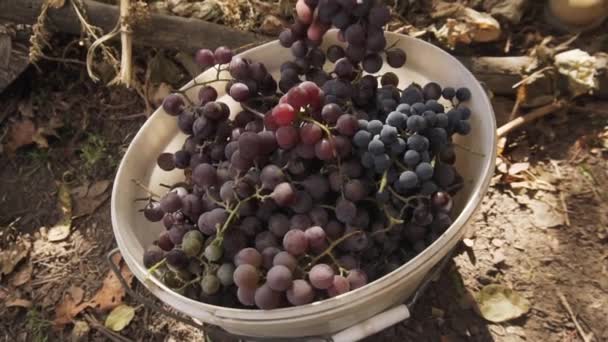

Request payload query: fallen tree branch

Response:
[0,0,266,52]
[497,100,567,138]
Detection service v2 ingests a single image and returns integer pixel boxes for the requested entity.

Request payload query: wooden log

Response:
[0,0,266,52]
[456,56,552,96]
[0,34,29,93]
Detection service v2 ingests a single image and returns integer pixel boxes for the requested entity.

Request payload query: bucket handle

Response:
[107,247,454,341]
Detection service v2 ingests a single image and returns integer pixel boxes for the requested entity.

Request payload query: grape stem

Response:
[177,276,202,292]
[132,179,161,198]
[391,157,409,171]
[205,190,227,208]
[318,204,336,211]
[240,102,266,119]
[379,169,388,192]
[305,230,362,270]
[146,258,167,278]
[177,78,232,94]
[387,186,429,204]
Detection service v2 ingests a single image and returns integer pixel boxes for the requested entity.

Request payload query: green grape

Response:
[201,275,221,295]
[217,263,235,286]
[182,230,204,257]
[205,244,223,262]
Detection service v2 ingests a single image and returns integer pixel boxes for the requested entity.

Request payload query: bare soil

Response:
[1,51,607,342]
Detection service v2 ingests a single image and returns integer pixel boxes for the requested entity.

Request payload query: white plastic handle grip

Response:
[330,304,411,342]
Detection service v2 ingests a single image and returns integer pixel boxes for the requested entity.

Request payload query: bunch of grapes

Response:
[139,0,474,310]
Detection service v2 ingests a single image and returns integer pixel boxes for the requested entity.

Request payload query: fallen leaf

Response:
[87,253,133,312]
[69,286,85,304]
[0,287,8,300]
[554,49,598,95]
[508,162,530,176]
[510,181,556,192]
[53,286,86,328]
[48,182,72,242]
[105,304,136,332]
[491,239,505,247]
[18,98,33,117]
[6,297,33,308]
[73,194,109,217]
[463,238,475,247]
[483,0,527,24]
[475,284,530,322]
[496,158,508,174]
[71,320,90,341]
[48,0,66,9]
[87,180,111,198]
[71,184,90,199]
[5,119,36,153]
[431,1,501,49]
[528,199,565,229]
[260,15,288,36]
[10,262,33,287]
[0,238,32,277]
[492,250,506,265]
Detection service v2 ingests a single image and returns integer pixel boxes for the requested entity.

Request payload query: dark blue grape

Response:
[446,109,461,127]
[457,105,471,120]
[367,120,383,135]
[353,130,372,148]
[411,103,427,115]
[407,115,426,132]
[358,119,369,129]
[434,163,455,188]
[421,151,431,162]
[423,82,442,100]
[389,138,407,155]
[396,103,411,115]
[407,135,429,152]
[456,87,471,101]
[425,100,444,114]
[361,152,374,168]
[401,85,423,104]
[436,113,449,128]
[368,138,385,155]
[442,87,455,100]
[420,181,439,195]
[374,153,391,172]
[456,120,471,135]
[403,150,420,167]
[387,111,406,128]
[399,171,419,189]
[380,125,398,144]
[422,110,437,127]
[415,162,434,181]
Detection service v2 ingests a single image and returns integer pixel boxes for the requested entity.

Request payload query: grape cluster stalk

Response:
[140,0,474,309]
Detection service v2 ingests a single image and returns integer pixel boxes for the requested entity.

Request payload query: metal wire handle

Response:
[107,247,455,342]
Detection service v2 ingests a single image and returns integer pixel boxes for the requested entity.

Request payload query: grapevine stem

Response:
[178,78,232,93]
[305,230,362,270]
[131,179,161,198]
[241,102,266,119]
[146,258,166,277]
[319,204,336,211]
[379,169,388,192]
[387,186,429,204]
[177,276,202,291]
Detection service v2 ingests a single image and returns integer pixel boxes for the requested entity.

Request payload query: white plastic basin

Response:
[111,30,496,338]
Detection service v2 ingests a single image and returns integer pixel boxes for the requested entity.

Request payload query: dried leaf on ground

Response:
[18,98,33,117]
[10,262,33,287]
[71,320,90,341]
[508,162,530,176]
[48,0,66,9]
[88,253,133,312]
[431,1,501,49]
[483,0,528,24]
[475,284,530,322]
[528,192,565,229]
[87,180,111,198]
[260,15,288,36]
[0,238,32,278]
[53,286,86,328]
[73,180,111,217]
[48,182,72,242]
[554,49,598,95]
[6,297,33,308]
[105,304,135,332]
[510,181,556,192]
[5,119,36,153]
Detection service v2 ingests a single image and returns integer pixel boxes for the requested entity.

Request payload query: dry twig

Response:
[84,313,134,342]
[557,292,594,342]
[497,101,567,138]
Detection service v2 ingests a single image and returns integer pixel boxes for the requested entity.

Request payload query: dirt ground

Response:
[1,24,608,342]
